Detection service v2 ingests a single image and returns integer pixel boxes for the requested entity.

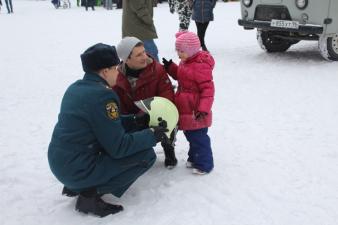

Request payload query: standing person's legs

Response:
[91,0,95,10]
[168,0,175,13]
[8,0,12,12]
[85,0,88,10]
[177,0,192,31]
[184,128,213,173]
[4,0,10,13]
[116,0,122,9]
[195,21,210,51]
[143,39,159,62]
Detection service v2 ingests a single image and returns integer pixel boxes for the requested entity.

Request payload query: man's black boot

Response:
[75,192,123,217]
[62,186,79,197]
[163,144,178,169]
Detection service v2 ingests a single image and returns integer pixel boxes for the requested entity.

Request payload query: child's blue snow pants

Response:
[184,128,214,172]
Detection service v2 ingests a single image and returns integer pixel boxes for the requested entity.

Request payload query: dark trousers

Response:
[85,0,95,10]
[195,21,210,49]
[184,128,213,172]
[115,0,122,8]
[98,150,156,197]
[68,149,156,198]
[5,0,13,13]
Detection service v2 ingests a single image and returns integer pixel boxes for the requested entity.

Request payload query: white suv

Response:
[238,0,338,61]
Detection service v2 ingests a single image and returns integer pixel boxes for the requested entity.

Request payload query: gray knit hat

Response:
[116,37,143,62]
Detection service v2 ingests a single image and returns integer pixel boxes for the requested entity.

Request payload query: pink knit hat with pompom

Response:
[175,31,201,57]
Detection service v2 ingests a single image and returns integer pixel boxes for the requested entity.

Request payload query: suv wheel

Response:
[257,30,292,52]
[327,34,338,61]
[319,34,338,61]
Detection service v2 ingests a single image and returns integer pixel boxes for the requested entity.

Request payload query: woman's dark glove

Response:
[135,113,150,128]
[162,58,173,71]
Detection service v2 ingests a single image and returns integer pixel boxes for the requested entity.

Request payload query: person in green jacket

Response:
[48,43,168,217]
[122,0,159,61]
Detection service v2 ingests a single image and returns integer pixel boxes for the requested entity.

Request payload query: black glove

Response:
[151,126,169,143]
[162,58,173,71]
[195,111,208,121]
[135,113,150,128]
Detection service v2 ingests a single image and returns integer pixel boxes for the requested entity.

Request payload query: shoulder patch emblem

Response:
[106,101,119,120]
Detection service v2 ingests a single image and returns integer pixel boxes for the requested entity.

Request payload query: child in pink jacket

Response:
[162,31,215,174]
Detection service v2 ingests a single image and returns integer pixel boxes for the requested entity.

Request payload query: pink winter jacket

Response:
[167,51,215,130]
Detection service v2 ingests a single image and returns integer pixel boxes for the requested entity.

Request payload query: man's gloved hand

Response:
[150,126,169,143]
[162,58,173,71]
[195,111,208,121]
[135,113,150,128]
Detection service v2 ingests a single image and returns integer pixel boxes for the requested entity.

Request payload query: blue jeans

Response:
[143,39,159,62]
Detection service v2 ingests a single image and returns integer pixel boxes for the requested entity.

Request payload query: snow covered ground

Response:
[1,1,338,224]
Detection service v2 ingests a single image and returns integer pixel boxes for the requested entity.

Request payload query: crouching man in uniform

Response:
[48,43,168,217]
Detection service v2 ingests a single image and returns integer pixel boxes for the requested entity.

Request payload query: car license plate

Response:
[271,20,299,29]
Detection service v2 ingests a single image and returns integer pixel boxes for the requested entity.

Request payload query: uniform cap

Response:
[81,43,120,72]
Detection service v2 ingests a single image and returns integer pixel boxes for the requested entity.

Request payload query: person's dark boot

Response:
[163,145,177,169]
[62,186,79,197]
[75,191,123,217]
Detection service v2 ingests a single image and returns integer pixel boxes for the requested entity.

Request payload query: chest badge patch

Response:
[106,101,119,120]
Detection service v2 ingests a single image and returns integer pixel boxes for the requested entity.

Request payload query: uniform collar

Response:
[83,72,109,86]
